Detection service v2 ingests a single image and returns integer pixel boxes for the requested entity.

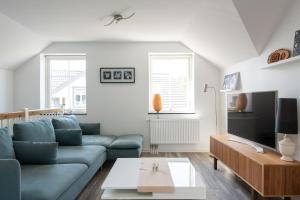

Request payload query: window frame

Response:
[148,53,195,114]
[45,54,87,114]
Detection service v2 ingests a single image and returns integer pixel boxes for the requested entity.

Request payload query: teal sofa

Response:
[0,116,143,200]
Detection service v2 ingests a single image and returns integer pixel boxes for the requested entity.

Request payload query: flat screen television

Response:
[227,91,277,148]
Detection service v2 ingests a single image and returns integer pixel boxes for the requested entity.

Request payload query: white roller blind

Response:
[149,53,194,113]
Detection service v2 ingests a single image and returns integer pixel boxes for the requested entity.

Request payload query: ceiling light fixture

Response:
[104,13,135,26]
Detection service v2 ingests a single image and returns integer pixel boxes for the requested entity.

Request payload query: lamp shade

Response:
[153,94,162,113]
[276,98,298,134]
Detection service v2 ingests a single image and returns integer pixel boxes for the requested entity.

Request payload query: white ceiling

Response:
[0,0,293,69]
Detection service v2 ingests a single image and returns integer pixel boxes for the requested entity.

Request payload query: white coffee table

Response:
[101,158,206,199]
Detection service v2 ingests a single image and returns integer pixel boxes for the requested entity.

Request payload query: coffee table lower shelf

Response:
[102,188,206,199]
[101,158,206,200]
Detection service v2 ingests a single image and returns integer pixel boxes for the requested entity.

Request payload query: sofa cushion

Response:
[82,135,116,147]
[80,123,100,135]
[55,129,82,146]
[13,119,55,142]
[13,141,58,164]
[110,134,143,149]
[107,148,142,160]
[57,145,106,166]
[21,164,87,200]
[52,115,81,130]
[0,127,15,159]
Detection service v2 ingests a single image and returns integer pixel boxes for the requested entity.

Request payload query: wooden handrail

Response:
[0,111,25,120]
[0,108,63,120]
[29,108,63,116]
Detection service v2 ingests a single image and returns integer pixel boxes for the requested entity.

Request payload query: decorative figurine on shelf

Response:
[267,48,290,64]
[153,94,162,119]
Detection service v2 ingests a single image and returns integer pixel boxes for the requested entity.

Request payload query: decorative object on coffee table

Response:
[152,94,162,119]
[267,49,290,64]
[100,67,135,83]
[152,162,159,172]
[138,158,174,193]
[276,98,298,162]
[293,30,300,56]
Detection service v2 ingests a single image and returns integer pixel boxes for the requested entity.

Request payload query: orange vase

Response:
[236,93,247,112]
[153,94,162,113]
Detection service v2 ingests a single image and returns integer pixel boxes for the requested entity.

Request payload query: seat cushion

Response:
[79,123,100,135]
[57,145,106,166]
[13,119,55,142]
[0,127,15,159]
[13,141,58,164]
[21,164,87,200]
[52,115,81,130]
[55,129,82,146]
[109,134,143,149]
[82,135,116,147]
[107,148,142,160]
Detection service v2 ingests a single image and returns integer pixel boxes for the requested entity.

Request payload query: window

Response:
[73,87,86,108]
[46,55,86,114]
[149,53,194,113]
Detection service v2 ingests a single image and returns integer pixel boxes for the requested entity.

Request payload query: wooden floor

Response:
[77,152,299,200]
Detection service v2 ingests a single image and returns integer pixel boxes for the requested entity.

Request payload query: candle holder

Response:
[61,104,65,115]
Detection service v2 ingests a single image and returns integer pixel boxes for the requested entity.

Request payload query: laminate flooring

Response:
[77,152,299,200]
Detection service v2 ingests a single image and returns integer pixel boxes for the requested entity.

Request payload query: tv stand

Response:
[210,134,300,200]
[227,138,264,153]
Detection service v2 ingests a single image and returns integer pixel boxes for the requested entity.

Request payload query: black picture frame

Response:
[293,30,300,57]
[100,68,135,83]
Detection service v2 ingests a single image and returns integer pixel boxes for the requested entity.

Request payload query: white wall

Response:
[14,42,221,152]
[14,55,41,110]
[0,69,14,112]
[221,1,300,160]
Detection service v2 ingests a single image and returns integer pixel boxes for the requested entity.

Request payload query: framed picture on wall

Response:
[222,72,240,91]
[100,68,135,83]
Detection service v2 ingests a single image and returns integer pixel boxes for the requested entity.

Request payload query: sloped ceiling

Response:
[232,0,291,54]
[0,12,50,69]
[0,0,293,69]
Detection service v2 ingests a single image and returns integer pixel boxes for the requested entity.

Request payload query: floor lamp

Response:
[203,84,218,133]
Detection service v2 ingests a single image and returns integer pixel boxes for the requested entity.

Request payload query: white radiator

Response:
[150,118,201,144]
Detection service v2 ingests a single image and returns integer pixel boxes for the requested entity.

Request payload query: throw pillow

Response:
[52,115,81,129]
[13,119,56,142]
[0,127,15,159]
[79,123,100,135]
[55,129,82,146]
[13,141,58,164]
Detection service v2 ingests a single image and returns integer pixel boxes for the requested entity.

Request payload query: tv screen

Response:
[227,91,276,148]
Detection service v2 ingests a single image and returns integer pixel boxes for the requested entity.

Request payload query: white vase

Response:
[278,134,296,162]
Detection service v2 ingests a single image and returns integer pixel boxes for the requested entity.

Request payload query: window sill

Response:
[63,113,87,116]
[148,112,196,114]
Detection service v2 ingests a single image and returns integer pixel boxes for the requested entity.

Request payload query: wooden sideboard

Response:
[210,134,300,200]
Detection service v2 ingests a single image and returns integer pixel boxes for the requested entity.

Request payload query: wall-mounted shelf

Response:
[261,55,300,69]
[220,89,233,92]
[220,89,242,93]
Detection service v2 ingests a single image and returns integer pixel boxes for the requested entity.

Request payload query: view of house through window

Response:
[149,53,194,113]
[46,55,86,114]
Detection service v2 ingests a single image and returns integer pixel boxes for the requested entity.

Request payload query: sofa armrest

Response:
[0,159,21,200]
[79,123,100,135]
